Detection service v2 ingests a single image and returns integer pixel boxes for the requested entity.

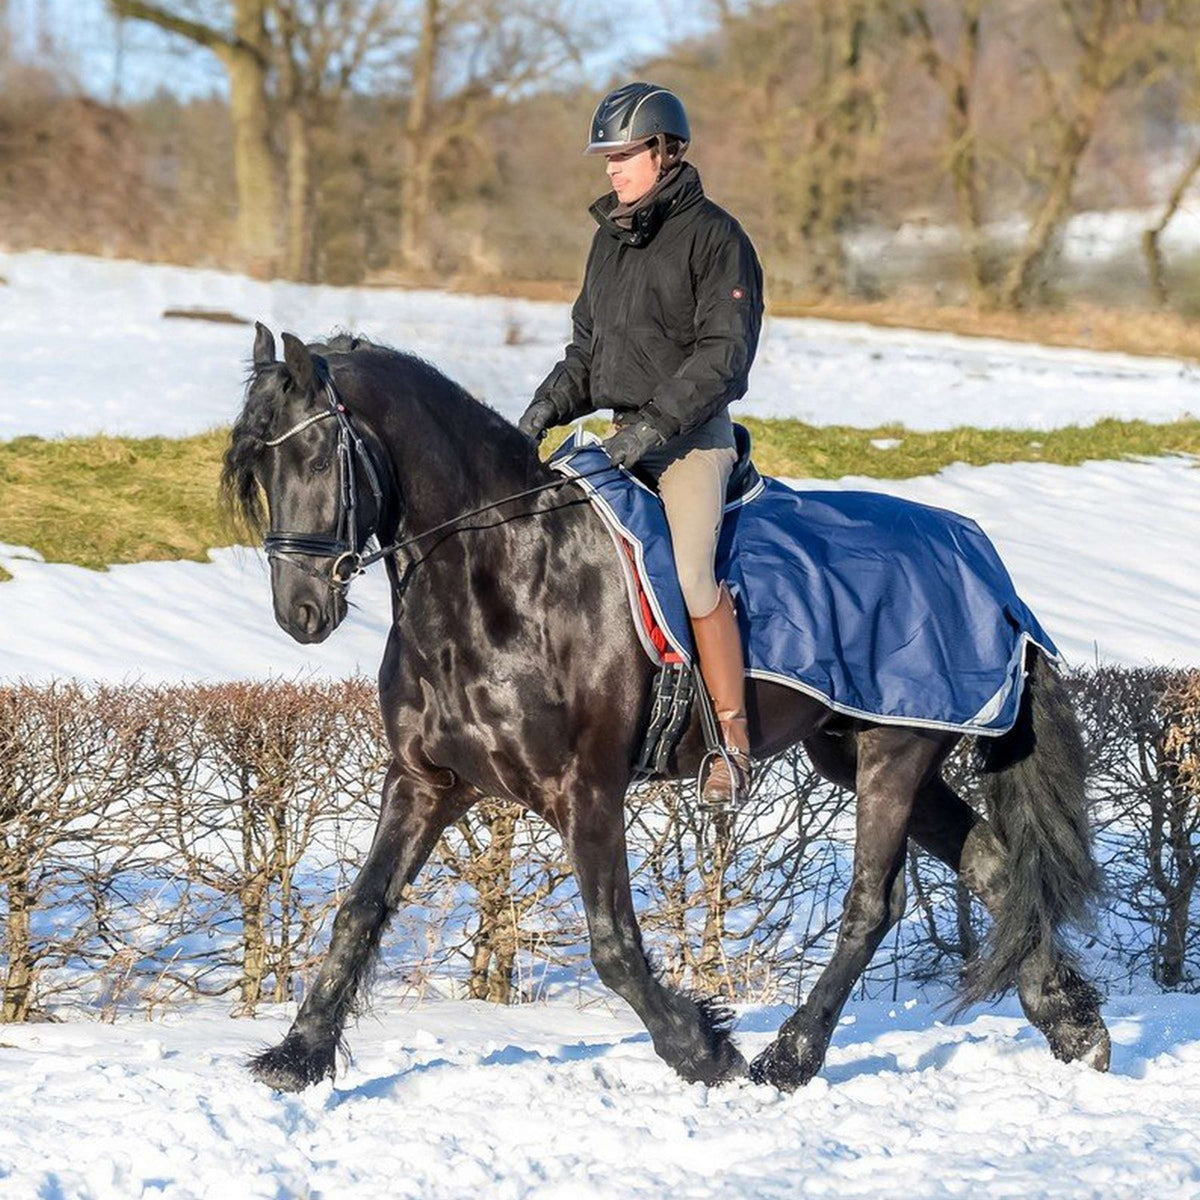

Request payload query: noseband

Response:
[261,371,385,590]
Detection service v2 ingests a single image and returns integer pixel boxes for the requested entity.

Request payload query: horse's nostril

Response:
[296,602,321,634]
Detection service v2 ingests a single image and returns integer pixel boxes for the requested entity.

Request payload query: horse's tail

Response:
[964,646,1100,1005]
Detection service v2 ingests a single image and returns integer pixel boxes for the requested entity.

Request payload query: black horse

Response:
[222,325,1110,1093]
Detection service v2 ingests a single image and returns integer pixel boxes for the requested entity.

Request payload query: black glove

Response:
[518,397,558,443]
[603,420,665,469]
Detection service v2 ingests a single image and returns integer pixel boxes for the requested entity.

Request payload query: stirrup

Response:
[698,745,752,809]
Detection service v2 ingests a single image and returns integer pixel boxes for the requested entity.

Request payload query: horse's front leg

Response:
[566,791,747,1086]
[751,728,934,1091]
[249,761,472,1092]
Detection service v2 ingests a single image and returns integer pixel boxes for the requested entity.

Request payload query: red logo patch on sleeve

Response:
[731,287,745,300]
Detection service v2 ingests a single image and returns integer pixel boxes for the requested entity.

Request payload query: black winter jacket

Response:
[532,164,763,441]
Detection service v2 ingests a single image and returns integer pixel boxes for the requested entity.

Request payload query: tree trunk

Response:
[400,0,440,273]
[945,6,987,303]
[276,6,315,283]
[1155,780,1198,989]
[2,878,35,1023]
[487,918,516,1005]
[468,923,493,1000]
[797,1,874,296]
[997,84,1103,309]
[1142,141,1200,307]
[466,805,518,1003]
[224,2,279,277]
[239,876,269,1010]
[274,849,294,1003]
[955,878,978,964]
[110,1,280,276]
[694,812,732,994]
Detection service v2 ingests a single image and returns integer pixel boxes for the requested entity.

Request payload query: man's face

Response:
[605,142,659,205]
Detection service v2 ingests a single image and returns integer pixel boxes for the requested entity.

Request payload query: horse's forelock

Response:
[220,363,289,537]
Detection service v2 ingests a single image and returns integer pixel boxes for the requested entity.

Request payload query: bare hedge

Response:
[0,668,1197,1021]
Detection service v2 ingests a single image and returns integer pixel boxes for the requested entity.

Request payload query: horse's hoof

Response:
[248,1034,335,1092]
[675,1041,748,1086]
[749,1038,819,1092]
[1047,1015,1111,1072]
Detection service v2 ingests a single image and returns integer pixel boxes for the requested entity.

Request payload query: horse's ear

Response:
[252,321,276,367]
[281,332,316,394]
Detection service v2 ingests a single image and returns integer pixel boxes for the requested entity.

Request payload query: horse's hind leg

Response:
[910,778,1110,1069]
[566,788,747,1085]
[249,761,472,1092]
[751,728,936,1091]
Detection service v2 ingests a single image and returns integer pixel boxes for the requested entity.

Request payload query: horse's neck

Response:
[372,380,548,538]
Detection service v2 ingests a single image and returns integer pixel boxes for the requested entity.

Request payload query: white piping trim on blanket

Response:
[723,475,764,512]
[745,631,1059,737]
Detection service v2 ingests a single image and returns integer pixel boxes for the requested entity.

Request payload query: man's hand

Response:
[603,420,665,469]
[518,397,558,443]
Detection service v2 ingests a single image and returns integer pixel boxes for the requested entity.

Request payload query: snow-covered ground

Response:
[3,252,1200,1199]
[2,249,1198,438]
[2,992,1199,1200]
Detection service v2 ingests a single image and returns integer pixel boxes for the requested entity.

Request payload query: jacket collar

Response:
[589,163,706,247]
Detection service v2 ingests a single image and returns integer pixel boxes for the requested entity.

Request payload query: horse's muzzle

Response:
[276,592,346,644]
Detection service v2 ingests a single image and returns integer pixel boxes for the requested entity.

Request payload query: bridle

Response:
[261,370,385,590]
[260,367,619,593]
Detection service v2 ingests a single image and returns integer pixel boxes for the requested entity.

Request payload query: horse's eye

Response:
[311,457,331,474]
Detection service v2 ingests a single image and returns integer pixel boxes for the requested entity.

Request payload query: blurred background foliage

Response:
[2,1,1200,316]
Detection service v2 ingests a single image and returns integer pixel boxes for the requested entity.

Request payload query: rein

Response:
[261,369,616,590]
[355,466,614,572]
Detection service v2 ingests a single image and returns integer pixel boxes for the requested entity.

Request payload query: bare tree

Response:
[397,0,599,275]
[273,0,401,280]
[0,685,151,1021]
[628,754,850,1001]
[709,0,890,296]
[997,0,1176,308]
[1077,667,1200,989]
[1142,137,1200,304]
[898,0,991,302]
[138,681,385,1011]
[1141,24,1200,305]
[433,800,575,1003]
[109,0,281,274]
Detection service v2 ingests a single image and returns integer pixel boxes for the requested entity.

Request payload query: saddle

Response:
[549,424,1058,779]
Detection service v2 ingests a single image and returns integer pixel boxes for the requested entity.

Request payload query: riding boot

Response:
[690,584,752,805]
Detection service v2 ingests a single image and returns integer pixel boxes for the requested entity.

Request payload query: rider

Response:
[518,82,764,804]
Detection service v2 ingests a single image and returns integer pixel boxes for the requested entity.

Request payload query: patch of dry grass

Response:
[0,431,229,571]
[1,419,1196,573]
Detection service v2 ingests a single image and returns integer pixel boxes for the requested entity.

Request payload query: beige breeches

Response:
[647,445,738,618]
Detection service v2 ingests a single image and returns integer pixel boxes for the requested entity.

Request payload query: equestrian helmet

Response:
[584,82,691,155]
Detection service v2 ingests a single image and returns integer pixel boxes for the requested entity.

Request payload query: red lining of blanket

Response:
[619,538,683,665]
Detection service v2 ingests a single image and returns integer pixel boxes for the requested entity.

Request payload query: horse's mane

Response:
[220,332,540,538]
